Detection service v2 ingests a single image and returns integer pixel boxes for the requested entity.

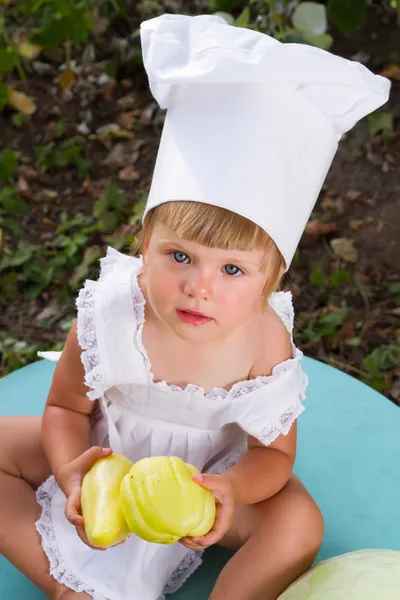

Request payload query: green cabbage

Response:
[279,550,400,599]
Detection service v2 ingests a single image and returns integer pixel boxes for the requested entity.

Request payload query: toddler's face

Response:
[141,222,268,344]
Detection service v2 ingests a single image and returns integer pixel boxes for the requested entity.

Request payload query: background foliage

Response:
[0,0,399,402]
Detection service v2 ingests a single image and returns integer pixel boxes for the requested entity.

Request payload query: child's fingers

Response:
[78,446,113,475]
[65,487,83,525]
[179,537,205,551]
[193,504,234,547]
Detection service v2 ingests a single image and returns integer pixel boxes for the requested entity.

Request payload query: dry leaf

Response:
[17,165,38,180]
[7,87,37,115]
[346,189,362,201]
[17,176,29,192]
[102,79,117,101]
[18,42,41,59]
[119,165,140,181]
[60,69,75,90]
[300,219,337,247]
[118,94,137,111]
[305,220,337,236]
[322,196,345,214]
[92,16,109,35]
[119,111,136,130]
[379,65,400,81]
[42,218,56,229]
[349,219,363,231]
[95,123,134,142]
[330,237,359,263]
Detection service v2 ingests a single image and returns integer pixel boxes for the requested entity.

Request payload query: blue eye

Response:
[172,251,190,264]
[224,264,242,276]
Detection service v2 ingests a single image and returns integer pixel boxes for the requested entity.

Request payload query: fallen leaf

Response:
[385,153,396,164]
[322,196,345,214]
[92,16,109,35]
[18,41,41,59]
[330,237,359,263]
[17,165,38,180]
[346,189,362,201]
[300,219,337,246]
[102,79,117,101]
[379,65,400,81]
[119,111,137,130]
[119,165,141,181]
[337,322,355,342]
[104,140,144,169]
[121,79,134,89]
[60,69,75,90]
[17,176,29,192]
[95,123,134,142]
[42,218,56,229]
[117,94,137,110]
[36,303,61,322]
[349,219,363,231]
[366,216,374,224]
[7,87,37,115]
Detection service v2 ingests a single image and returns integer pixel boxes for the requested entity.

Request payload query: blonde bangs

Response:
[133,201,286,305]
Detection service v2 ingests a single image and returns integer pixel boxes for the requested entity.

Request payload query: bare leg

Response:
[212,475,324,600]
[0,416,90,599]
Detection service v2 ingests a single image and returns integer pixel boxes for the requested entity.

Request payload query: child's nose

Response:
[183,272,214,300]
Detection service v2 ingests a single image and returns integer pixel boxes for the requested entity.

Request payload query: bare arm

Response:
[225,312,297,505]
[42,320,96,484]
[225,426,296,505]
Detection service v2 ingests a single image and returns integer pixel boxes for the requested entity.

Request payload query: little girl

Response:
[0,13,389,600]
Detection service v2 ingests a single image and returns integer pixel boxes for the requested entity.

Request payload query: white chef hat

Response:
[140,13,390,269]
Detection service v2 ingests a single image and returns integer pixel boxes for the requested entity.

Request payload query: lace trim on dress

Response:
[164,549,205,595]
[164,448,246,595]
[257,401,305,446]
[130,268,304,402]
[35,478,206,599]
[35,477,110,600]
[76,281,103,401]
[75,250,124,401]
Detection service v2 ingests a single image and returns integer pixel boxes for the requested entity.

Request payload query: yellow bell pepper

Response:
[120,456,216,544]
[81,453,133,547]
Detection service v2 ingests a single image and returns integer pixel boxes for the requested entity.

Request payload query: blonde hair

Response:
[132,201,285,308]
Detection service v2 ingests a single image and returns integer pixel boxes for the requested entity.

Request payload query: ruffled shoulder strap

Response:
[268,290,295,335]
[76,247,147,400]
[228,290,307,447]
[231,350,307,447]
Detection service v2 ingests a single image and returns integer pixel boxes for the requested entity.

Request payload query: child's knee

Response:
[0,416,49,487]
[285,493,324,560]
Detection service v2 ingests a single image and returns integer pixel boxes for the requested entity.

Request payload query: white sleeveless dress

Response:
[35,247,308,600]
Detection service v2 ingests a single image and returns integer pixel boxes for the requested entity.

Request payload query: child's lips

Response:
[176,309,213,325]
[181,308,208,318]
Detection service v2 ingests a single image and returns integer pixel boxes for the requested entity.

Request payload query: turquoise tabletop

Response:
[0,357,399,599]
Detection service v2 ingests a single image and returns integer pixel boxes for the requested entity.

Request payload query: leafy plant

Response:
[363,343,400,391]
[0,149,17,183]
[94,184,127,232]
[303,308,348,343]
[36,138,91,175]
[0,185,29,235]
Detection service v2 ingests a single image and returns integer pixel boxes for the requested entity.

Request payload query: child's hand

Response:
[180,473,236,551]
[57,446,123,551]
